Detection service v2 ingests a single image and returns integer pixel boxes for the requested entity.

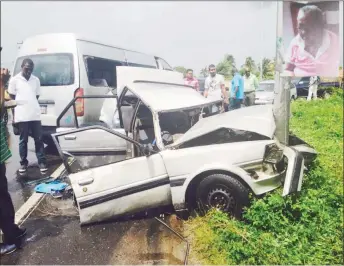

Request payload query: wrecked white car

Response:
[52,79,316,225]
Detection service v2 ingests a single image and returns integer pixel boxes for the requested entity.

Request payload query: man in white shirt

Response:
[308,76,319,101]
[204,64,227,112]
[243,67,258,106]
[8,58,47,174]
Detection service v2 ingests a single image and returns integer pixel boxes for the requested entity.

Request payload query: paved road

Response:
[3,114,189,265]
[6,112,62,211]
[1,197,187,265]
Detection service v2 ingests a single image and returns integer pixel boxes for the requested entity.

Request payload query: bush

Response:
[186,89,343,264]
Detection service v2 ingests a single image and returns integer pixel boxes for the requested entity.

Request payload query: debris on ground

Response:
[34,180,69,198]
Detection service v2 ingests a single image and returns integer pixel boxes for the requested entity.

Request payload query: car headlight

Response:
[263,143,284,164]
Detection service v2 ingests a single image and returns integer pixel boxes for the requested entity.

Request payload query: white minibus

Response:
[11,33,174,146]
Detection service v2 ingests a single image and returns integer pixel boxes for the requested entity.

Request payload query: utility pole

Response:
[273,1,290,146]
[340,1,343,71]
[260,1,263,81]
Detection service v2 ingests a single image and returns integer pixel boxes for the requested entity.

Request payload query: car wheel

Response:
[323,92,330,99]
[196,173,250,219]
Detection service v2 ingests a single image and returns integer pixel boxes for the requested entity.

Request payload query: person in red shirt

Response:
[284,5,340,77]
[184,69,199,92]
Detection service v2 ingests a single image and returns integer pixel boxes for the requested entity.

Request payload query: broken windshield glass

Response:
[158,103,221,145]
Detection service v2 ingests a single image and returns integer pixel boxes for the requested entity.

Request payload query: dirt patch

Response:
[32,195,79,217]
[109,215,187,265]
[4,195,190,265]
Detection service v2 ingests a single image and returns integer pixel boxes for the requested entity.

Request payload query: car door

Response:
[52,126,171,225]
[56,94,127,155]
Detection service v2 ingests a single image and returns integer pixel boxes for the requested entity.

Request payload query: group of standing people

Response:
[184,64,259,112]
[1,49,47,255]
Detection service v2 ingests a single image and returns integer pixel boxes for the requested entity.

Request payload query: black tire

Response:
[196,173,250,219]
[323,91,330,99]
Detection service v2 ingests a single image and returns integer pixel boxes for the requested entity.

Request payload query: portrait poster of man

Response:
[282,1,340,77]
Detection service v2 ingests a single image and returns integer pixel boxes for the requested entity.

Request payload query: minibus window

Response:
[13,53,74,86]
[84,56,125,88]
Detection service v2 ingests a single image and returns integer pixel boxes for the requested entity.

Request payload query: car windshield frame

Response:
[13,53,75,86]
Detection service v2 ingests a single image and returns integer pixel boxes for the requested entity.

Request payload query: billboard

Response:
[282,1,341,77]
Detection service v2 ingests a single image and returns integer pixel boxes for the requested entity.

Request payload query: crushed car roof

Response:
[127,81,219,112]
[172,105,276,147]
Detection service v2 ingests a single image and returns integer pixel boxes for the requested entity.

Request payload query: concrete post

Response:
[273,1,290,145]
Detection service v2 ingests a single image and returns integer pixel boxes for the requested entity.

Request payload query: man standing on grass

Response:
[230,68,244,110]
[307,75,319,101]
[8,58,47,174]
[243,67,258,106]
[184,69,200,92]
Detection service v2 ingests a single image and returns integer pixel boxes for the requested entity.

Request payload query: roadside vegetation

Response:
[186,89,343,265]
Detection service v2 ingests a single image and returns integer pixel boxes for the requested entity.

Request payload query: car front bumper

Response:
[282,146,306,196]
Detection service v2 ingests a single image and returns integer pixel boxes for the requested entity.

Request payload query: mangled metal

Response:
[51,68,316,225]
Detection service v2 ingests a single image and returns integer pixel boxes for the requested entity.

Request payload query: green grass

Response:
[186,90,343,265]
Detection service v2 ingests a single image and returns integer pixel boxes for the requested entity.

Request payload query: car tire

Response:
[323,92,330,99]
[196,173,250,219]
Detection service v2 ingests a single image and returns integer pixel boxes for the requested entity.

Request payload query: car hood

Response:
[171,105,276,148]
[255,90,274,99]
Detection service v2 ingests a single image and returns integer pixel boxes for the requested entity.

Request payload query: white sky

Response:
[1,1,279,74]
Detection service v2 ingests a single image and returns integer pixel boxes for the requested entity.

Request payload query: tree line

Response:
[174,54,276,81]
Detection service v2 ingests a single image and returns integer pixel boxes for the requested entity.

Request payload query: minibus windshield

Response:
[13,53,74,86]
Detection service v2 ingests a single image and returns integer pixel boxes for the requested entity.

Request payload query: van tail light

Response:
[75,88,84,117]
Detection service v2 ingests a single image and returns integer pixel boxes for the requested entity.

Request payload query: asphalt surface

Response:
[3,113,188,265]
[1,197,187,265]
[6,111,62,211]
